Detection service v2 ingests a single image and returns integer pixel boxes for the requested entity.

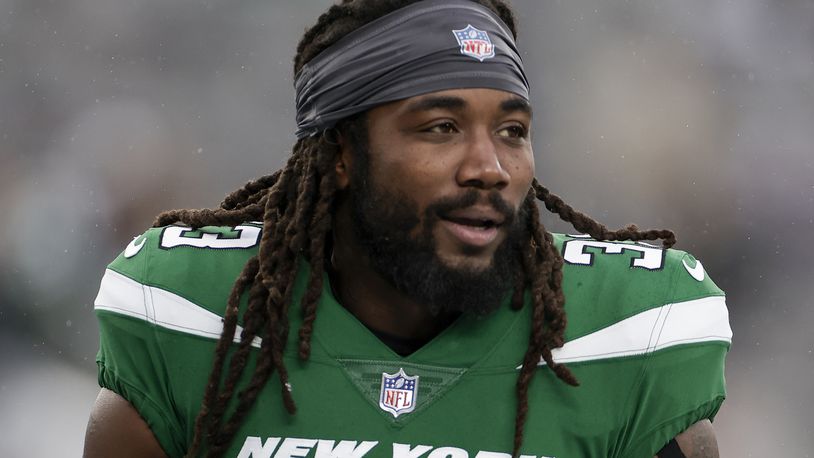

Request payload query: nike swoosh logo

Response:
[682,258,705,282]
[124,236,146,258]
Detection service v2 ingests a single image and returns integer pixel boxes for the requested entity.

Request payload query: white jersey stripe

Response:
[94,269,261,348]
[95,269,729,364]
[538,295,731,366]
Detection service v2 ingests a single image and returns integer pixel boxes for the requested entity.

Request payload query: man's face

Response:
[345,88,536,314]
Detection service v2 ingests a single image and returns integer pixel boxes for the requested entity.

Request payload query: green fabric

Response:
[95,227,729,457]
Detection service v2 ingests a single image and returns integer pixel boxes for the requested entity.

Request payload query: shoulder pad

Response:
[107,223,262,314]
[551,233,725,340]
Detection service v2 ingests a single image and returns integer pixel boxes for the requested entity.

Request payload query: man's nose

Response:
[455,129,510,190]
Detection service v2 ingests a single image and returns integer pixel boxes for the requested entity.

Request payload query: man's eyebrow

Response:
[500,98,533,117]
[403,96,467,114]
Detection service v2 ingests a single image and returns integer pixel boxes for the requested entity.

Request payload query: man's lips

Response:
[440,220,500,247]
[443,206,507,227]
[438,206,507,248]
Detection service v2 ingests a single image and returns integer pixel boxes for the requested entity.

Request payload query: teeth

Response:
[446,217,497,228]
[469,220,493,229]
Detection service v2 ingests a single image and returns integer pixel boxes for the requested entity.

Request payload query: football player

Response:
[84,1,731,457]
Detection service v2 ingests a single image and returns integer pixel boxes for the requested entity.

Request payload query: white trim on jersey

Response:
[95,269,730,364]
[537,295,731,366]
[94,269,261,348]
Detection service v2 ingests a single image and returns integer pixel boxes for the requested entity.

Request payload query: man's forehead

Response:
[399,89,533,116]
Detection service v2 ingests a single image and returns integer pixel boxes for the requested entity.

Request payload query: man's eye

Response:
[497,125,528,139]
[426,122,457,134]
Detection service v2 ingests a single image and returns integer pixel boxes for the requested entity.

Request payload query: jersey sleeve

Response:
[622,250,731,457]
[94,228,187,458]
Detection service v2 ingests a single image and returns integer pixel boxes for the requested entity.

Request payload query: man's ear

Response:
[335,130,352,190]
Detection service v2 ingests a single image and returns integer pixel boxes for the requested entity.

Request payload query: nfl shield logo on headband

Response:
[452,24,495,61]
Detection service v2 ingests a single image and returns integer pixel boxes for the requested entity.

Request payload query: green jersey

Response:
[94,225,730,458]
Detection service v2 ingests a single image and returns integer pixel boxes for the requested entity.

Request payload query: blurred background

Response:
[1,0,812,456]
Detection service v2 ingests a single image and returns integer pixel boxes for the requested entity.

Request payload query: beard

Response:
[348,151,527,317]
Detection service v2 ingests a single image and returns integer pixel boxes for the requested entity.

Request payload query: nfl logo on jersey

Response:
[452,24,495,61]
[379,368,419,418]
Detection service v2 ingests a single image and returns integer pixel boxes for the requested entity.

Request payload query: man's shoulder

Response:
[550,233,726,341]
[94,223,264,458]
[104,223,262,315]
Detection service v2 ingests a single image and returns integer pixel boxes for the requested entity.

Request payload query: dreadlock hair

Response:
[155,1,678,457]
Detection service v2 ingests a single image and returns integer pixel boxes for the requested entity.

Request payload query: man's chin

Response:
[434,251,496,274]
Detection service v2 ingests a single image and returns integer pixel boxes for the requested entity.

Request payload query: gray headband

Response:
[294,0,529,139]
